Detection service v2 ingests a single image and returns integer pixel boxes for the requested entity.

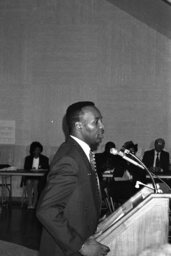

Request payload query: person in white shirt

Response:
[142,138,170,173]
[23,141,49,209]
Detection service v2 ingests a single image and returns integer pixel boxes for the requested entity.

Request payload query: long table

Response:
[146,174,171,179]
[103,173,171,180]
[0,169,48,204]
[103,172,171,194]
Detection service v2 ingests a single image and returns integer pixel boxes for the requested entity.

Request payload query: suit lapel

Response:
[67,137,101,214]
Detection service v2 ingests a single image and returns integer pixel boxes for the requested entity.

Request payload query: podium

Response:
[96,187,171,256]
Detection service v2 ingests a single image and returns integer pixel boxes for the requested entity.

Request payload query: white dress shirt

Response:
[70,135,90,161]
[32,157,39,170]
[153,151,160,167]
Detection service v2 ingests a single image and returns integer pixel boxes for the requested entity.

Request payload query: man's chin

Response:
[91,140,102,151]
[97,136,103,144]
[91,144,98,151]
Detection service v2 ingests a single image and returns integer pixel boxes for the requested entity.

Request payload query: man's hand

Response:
[79,238,110,256]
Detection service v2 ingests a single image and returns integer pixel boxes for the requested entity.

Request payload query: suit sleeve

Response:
[142,152,149,168]
[24,156,32,170]
[41,155,49,170]
[164,152,170,172]
[167,152,170,172]
[36,156,83,254]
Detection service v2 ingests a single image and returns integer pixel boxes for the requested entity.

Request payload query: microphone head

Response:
[135,181,142,188]
[110,148,118,155]
[124,149,130,154]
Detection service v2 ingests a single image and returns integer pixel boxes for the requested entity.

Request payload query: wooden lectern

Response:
[96,187,171,256]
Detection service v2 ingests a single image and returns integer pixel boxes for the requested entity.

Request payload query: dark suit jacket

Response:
[95,153,126,178]
[142,149,170,173]
[24,154,49,171]
[36,137,101,256]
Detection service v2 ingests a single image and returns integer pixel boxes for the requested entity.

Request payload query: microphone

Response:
[110,148,145,170]
[135,181,163,193]
[135,181,154,190]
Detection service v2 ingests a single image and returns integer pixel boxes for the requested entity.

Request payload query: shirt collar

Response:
[70,135,90,161]
[155,150,161,156]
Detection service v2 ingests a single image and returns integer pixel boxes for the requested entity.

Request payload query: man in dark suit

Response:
[142,138,170,173]
[36,101,110,256]
[95,141,116,176]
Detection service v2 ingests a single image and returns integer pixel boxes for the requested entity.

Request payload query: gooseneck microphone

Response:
[110,148,144,170]
[110,148,158,193]
[135,181,154,190]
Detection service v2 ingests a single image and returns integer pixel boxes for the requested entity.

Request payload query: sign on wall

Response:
[0,120,15,144]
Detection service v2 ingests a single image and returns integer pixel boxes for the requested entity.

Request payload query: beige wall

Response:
[0,0,170,196]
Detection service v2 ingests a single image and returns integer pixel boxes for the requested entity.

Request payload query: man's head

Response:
[66,101,104,148]
[154,138,165,152]
[122,141,138,154]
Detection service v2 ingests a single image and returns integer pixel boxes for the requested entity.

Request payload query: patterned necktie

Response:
[89,151,102,201]
[156,153,160,168]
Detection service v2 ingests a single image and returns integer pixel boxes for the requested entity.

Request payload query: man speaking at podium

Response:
[37,101,110,256]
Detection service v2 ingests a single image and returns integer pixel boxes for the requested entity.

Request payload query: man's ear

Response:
[75,122,82,130]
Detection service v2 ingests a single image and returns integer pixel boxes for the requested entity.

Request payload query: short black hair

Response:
[122,141,138,153]
[155,138,165,145]
[66,101,95,133]
[29,141,43,154]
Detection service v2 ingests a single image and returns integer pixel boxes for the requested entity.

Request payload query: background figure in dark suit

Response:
[95,141,125,187]
[121,141,146,186]
[108,141,146,205]
[95,141,116,181]
[23,141,49,209]
[142,138,170,173]
[36,101,110,256]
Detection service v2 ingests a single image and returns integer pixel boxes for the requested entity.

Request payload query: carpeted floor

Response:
[0,205,41,250]
[0,240,38,256]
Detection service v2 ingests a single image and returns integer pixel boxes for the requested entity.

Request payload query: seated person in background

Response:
[95,141,116,198]
[95,141,124,181]
[108,141,146,205]
[95,141,125,205]
[95,141,116,178]
[23,141,49,209]
[142,138,170,173]
[121,141,146,185]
